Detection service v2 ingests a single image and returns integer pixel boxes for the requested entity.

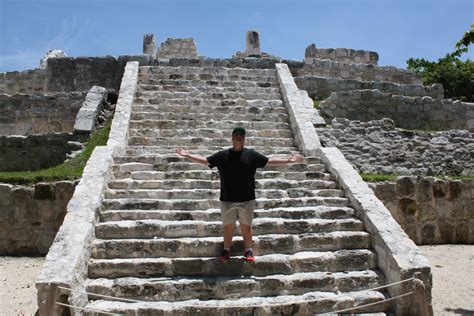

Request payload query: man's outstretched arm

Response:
[176,147,209,165]
[267,153,304,166]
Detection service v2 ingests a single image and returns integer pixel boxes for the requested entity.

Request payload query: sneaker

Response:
[243,249,255,262]
[218,249,231,262]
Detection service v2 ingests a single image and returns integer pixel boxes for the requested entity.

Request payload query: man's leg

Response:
[240,223,253,250]
[223,223,236,250]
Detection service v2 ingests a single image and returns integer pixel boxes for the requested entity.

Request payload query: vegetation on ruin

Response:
[0,120,111,184]
[313,100,321,109]
[407,24,474,102]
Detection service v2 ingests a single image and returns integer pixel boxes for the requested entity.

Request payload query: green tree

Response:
[407,24,474,102]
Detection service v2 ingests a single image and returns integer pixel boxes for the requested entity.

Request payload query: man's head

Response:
[232,127,246,151]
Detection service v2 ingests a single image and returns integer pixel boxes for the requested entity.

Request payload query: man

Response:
[176,127,303,262]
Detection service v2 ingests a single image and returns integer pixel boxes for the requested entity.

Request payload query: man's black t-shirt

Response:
[207,148,269,202]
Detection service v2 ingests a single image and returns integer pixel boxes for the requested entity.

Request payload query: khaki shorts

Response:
[221,200,256,226]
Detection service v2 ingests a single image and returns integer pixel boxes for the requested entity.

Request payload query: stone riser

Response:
[139,66,277,76]
[112,162,325,173]
[123,147,300,157]
[88,249,377,278]
[95,217,363,239]
[137,90,282,101]
[127,135,294,147]
[128,127,293,139]
[133,98,284,107]
[139,73,278,83]
[112,170,332,182]
[107,179,336,191]
[139,78,279,88]
[138,83,281,94]
[104,188,345,200]
[128,119,291,131]
[131,104,288,115]
[91,231,371,259]
[130,111,289,123]
[84,290,387,316]
[99,206,355,222]
[86,270,380,302]
[112,155,322,165]
[102,196,348,211]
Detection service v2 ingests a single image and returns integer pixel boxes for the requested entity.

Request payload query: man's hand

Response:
[288,153,303,163]
[176,147,189,157]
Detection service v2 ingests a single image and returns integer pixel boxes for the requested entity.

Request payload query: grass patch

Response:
[313,100,321,109]
[0,121,111,184]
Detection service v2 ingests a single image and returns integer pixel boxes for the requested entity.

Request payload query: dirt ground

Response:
[0,245,473,316]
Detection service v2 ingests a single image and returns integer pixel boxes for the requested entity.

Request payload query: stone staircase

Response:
[83,66,390,314]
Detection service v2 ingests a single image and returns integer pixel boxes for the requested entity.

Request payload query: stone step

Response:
[127,135,294,147]
[139,66,277,77]
[128,119,291,131]
[86,270,381,301]
[95,217,363,239]
[134,97,285,107]
[136,90,282,101]
[88,249,377,278]
[112,162,324,173]
[112,170,332,182]
[112,155,322,165]
[123,145,299,156]
[128,127,293,139]
[101,196,349,211]
[104,188,345,200]
[131,104,288,115]
[130,111,289,123]
[84,290,386,315]
[91,231,371,259]
[138,83,281,94]
[138,78,279,88]
[107,178,335,191]
[100,205,355,222]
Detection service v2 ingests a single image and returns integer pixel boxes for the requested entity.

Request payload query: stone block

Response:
[447,181,462,201]
[421,224,436,244]
[455,220,469,243]
[34,183,56,200]
[55,181,77,201]
[416,177,434,203]
[0,184,13,206]
[12,187,34,206]
[438,220,454,243]
[396,177,415,198]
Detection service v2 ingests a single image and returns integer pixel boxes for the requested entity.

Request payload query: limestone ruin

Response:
[1,29,473,315]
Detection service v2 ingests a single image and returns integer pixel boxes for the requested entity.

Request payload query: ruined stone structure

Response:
[8,30,474,315]
[305,44,379,65]
[371,177,474,245]
[320,89,474,130]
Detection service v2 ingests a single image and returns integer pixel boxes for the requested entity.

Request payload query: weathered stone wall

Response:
[295,75,444,100]
[0,92,86,135]
[0,69,47,94]
[316,118,474,176]
[371,177,474,244]
[157,38,198,59]
[294,59,422,85]
[320,89,474,130]
[0,181,78,255]
[0,133,77,171]
[0,55,153,94]
[305,44,379,65]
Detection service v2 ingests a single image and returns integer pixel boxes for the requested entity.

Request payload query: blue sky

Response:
[0,0,472,72]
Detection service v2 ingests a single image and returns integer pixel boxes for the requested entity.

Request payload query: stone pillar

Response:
[246,30,261,56]
[143,33,157,57]
[305,44,318,58]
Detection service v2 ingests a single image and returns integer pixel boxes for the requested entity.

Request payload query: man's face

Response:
[232,133,245,149]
